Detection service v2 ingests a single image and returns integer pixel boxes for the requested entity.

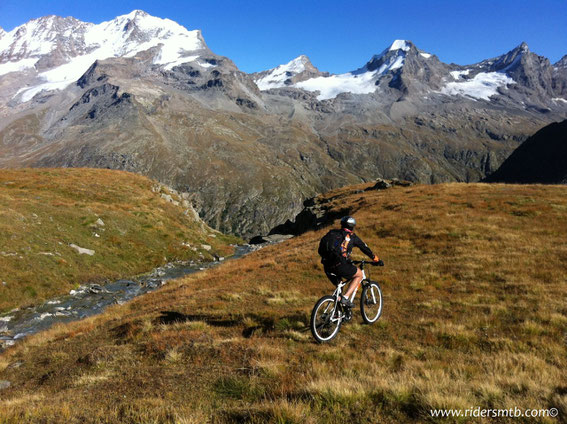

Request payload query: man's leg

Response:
[343,268,363,300]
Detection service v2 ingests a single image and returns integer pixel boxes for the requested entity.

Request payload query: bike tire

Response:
[310,295,343,343]
[360,281,383,324]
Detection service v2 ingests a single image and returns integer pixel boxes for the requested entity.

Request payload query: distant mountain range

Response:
[1,10,566,236]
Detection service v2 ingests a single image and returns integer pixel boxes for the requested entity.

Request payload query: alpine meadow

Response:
[1,181,566,423]
[1,5,566,424]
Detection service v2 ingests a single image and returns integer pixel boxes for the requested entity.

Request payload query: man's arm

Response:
[353,234,377,260]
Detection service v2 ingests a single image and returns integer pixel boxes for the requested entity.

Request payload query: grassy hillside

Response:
[1,182,566,423]
[0,168,238,312]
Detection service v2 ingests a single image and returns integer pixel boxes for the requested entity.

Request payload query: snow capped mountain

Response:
[480,42,530,73]
[1,10,208,102]
[258,40,439,100]
[441,42,562,101]
[2,9,564,108]
[358,39,415,74]
[252,55,327,90]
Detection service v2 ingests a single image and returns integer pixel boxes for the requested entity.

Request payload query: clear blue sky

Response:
[1,0,565,73]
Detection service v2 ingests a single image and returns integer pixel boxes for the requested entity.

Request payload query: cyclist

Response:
[319,216,384,308]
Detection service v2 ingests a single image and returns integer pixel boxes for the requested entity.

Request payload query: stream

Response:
[0,244,257,351]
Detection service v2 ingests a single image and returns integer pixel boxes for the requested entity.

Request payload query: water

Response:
[0,245,256,351]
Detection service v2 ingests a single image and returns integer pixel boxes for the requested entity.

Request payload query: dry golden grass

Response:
[0,182,566,423]
[0,168,239,312]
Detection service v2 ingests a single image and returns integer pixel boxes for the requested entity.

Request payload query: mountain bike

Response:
[310,260,383,343]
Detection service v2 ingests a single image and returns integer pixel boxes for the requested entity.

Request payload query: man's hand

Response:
[372,256,384,266]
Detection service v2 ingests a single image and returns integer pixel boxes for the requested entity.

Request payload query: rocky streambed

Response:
[0,245,257,351]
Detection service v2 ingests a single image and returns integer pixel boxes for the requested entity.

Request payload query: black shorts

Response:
[324,262,357,285]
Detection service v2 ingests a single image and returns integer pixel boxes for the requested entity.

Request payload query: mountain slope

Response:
[0,168,237,312]
[1,12,566,237]
[485,119,567,183]
[0,182,566,422]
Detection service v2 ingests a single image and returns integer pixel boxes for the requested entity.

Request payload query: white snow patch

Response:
[450,69,471,79]
[553,98,567,103]
[420,53,432,58]
[386,55,404,71]
[198,61,215,68]
[389,40,410,52]
[296,71,377,100]
[441,72,514,100]
[0,58,38,76]
[161,55,198,71]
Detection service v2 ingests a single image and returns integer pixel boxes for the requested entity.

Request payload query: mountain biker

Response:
[319,216,384,308]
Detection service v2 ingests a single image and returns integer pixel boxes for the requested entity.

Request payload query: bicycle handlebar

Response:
[351,260,379,266]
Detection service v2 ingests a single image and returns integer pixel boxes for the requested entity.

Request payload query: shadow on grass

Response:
[155,310,240,328]
[156,311,312,341]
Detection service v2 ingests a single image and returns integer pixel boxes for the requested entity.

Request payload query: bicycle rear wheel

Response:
[360,281,383,324]
[310,295,342,343]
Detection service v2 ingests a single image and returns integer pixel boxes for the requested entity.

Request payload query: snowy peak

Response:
[484,42,531,73]
[362,40,433,74]
[282,55,313,73]
[389,39,412,52]
[253,55,326,90]
[0,10,206,70]
[1,10,211,100]
[96,10,205,50]
[0,15,90,64]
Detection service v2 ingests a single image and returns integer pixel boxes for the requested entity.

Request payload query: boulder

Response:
[69,244,95,256]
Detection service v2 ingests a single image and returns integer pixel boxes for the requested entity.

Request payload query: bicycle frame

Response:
[329,266,367,320]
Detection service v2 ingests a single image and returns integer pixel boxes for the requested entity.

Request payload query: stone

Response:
[95,218,105,226]
[201,244,212,251]
[365,178,391,191]
[0,381,11,390]
[69,244,95,256]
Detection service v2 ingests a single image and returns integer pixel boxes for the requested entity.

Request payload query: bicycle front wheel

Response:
[360,281,383,324]
[310,295,342,343]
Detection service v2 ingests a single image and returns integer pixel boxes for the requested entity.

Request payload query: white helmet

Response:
[340,216,356,230]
